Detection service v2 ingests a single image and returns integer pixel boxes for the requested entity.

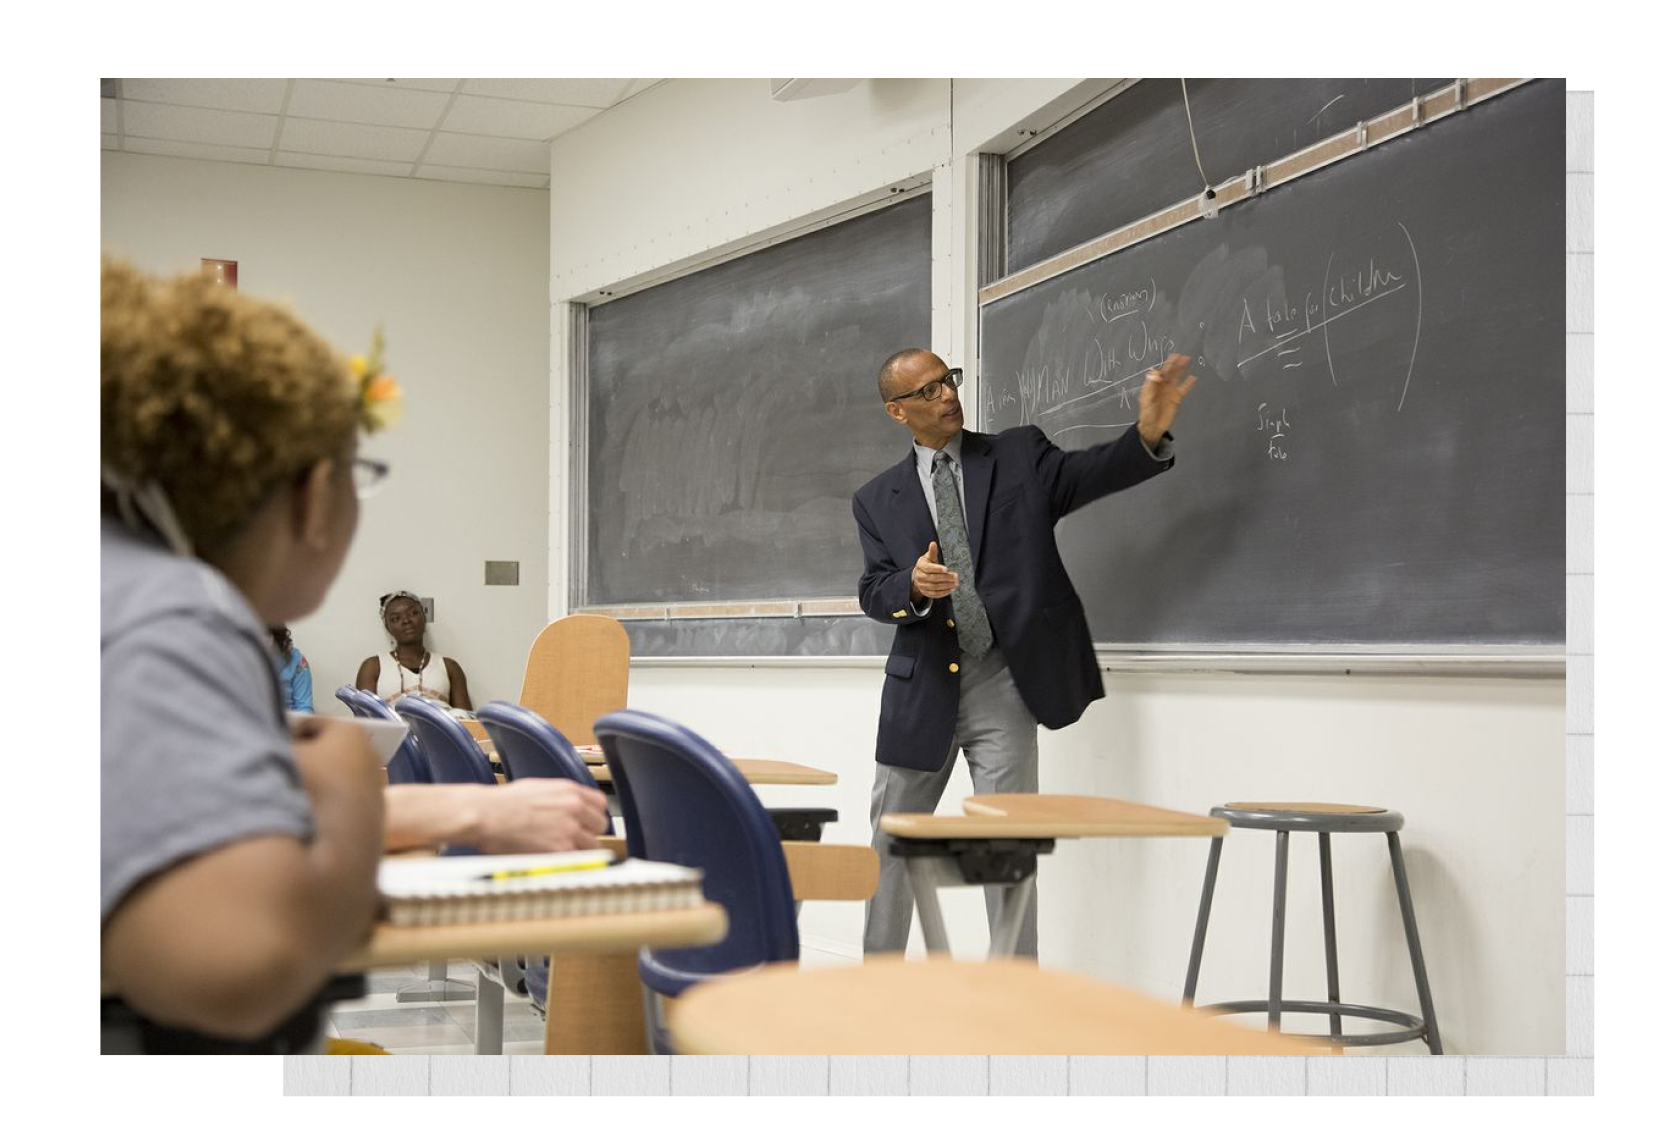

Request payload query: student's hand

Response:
[1137,352,1198,448]
[291,718,384,805]
[911,540,958,602]
[471,779,610,854]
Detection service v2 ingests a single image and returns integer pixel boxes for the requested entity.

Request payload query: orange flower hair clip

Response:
[350,326,401,432]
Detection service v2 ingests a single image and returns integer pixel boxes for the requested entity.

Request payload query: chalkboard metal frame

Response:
[569,184,934,647]
[983,78,1526,308]
[977,78,1564,674]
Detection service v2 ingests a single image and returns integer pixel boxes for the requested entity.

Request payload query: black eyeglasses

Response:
[888,367,963,404]
[353,457,391,499]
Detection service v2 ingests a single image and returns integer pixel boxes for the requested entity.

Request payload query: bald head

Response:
[878,348,933,401]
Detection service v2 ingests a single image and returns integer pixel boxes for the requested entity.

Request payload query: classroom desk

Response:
[668,956,1310,1055]
[336,904,727,973]
[881,794,1227,959]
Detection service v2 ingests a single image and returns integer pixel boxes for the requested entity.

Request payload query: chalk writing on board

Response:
[986,222,1425,447]
[1258,403,1293,461]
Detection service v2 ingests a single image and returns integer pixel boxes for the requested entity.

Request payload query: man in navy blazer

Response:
[852,347,1197,955]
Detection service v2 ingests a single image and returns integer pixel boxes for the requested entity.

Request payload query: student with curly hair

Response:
[100,259,605,1053]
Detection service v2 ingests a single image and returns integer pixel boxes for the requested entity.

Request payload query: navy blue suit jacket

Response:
[852,423,1173,771]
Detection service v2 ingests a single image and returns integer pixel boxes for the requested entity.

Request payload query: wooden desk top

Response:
[585,758,836,787]
[336,903,726,972]
[669,956,1311,1054]
[883,794,1226,840]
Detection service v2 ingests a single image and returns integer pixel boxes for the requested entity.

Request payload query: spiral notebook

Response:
[377,850,705,927]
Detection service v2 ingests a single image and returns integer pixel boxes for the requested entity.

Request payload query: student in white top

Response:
[356,589,473,710]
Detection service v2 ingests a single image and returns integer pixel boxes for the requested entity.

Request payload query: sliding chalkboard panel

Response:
[980,81,1564,649]
[585,195,931,654]
[1008,78,1452,273]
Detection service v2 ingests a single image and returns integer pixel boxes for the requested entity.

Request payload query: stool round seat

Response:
[1214,803,1404,834]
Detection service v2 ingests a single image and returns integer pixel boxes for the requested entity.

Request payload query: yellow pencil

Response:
[477,858,612,881]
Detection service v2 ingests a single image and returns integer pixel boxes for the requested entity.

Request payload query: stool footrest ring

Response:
[1196,999,1430,1048]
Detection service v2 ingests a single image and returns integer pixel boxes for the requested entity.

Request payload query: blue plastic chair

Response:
[334,686,432,786]
[395,695,496,786]
[594,709,799,1053]
[475,700,601,788]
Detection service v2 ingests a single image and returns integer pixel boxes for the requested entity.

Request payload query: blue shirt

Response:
[277,646,314,714]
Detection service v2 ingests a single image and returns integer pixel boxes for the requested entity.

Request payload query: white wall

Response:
[102,152,552,711]
[548,79,1572,1055]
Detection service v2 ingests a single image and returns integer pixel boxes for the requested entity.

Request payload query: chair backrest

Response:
[519,615,629,746]
[475,701,597,788]
[395,694,496,786]
[594,709,798,999]
[336,687,433,785]
[334,684,371,717]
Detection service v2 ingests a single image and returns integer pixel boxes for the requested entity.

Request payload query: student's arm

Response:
[354,656,379,694]
[383,779,609,854]
[445,658,472,710]
[292,656,314,714]
[101,720,384,1040]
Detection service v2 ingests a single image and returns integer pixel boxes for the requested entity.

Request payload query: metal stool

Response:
[1181,802,1443,1054]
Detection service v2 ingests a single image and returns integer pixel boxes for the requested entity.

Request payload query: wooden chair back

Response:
[518,614,630,745]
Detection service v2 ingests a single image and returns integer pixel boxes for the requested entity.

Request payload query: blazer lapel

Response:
[961,431,995,568]
[888,450,935,553]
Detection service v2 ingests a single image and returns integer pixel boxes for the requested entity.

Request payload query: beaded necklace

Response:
[394,648,432,695]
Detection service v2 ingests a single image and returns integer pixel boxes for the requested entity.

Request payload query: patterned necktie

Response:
[932,451,994,659]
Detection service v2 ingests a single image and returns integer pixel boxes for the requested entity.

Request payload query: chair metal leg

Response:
[987,876,1035,959]
[1268,830,1290,1032]
[1387,832,1444,1054]
[1182,835,1224,1007]
[474,969,504,1055]
[905,855,955,957]
[393,959,477,1003]
[1319,833,1343,1041]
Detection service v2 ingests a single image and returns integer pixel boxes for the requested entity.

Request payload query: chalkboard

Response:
[1008,78,1453,274]
[585,195,932,642]
[619,616,890,658]
[979,81,1564,649]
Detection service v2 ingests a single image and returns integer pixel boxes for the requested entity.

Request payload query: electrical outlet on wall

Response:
[420,597,434,622]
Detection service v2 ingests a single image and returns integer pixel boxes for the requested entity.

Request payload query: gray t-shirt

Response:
[101,515,314,921]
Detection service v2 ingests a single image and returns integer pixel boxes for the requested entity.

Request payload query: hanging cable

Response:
[1181,78,1212,191]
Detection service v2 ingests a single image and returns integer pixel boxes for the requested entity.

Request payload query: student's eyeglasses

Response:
[888,368,963,404]
[353,458,391,499]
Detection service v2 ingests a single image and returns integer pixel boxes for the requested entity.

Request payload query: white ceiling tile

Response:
[121,78,289,114]
[123,102,277,149]
[415,165,550,188]
[277,152,414,178]
[287,80,451,129]
[102,134,120,150]
[279,117,430,162]
[423,132,548,172]
[102,98,119,133]
[442,96,595,140]
[620,79,664,100]
[331,78,462,93]
[460,79,631,107]
[122,136,274,166]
